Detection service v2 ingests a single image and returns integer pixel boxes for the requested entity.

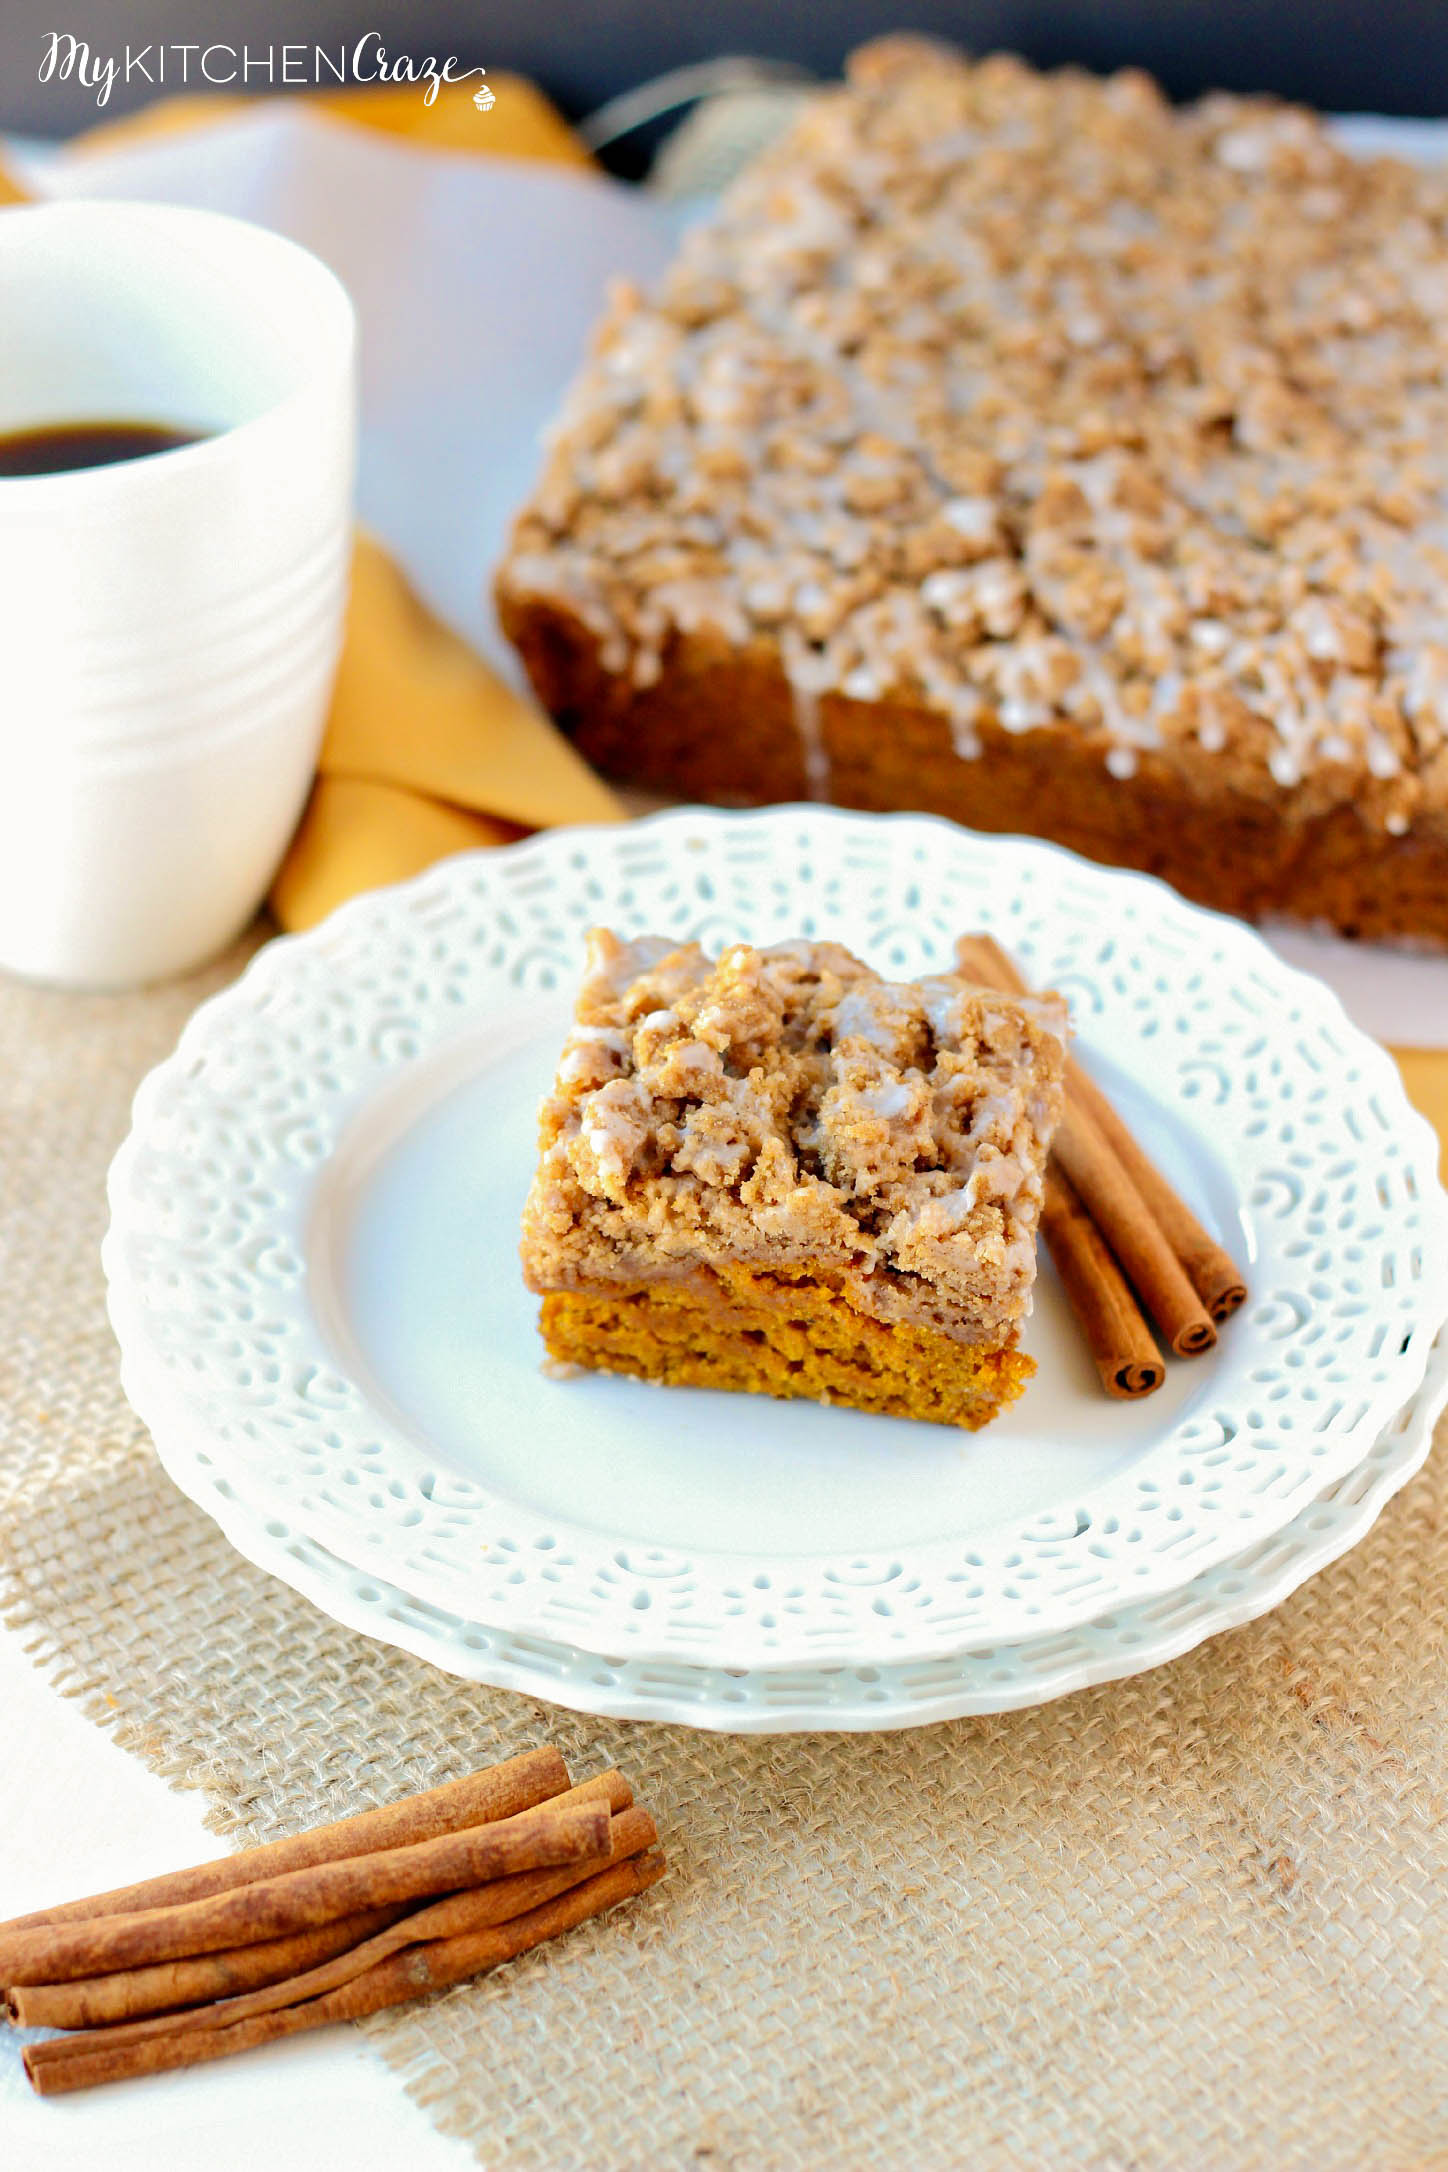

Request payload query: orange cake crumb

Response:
[540,1269,1034,1431]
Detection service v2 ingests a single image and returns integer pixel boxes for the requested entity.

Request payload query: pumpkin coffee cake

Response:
[498,39,1448,943]
[520,930,1067,1430]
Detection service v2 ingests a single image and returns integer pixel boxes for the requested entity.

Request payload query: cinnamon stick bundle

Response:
[0,1794,611,1989]
[0,1743,569,1940]
[24,1851,667,2097]
[956,932,1247,1392]
[9,1771,634,2031]
[9,1749,667,2098]
[21,1807,655,2059]
[1053,1100,1216,1358]
[1065,1067,1247,1321]
[20,1803,656,2054]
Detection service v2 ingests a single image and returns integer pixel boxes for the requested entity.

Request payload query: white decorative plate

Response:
[104,808,1448,1670]
[148,1330,1448,1731]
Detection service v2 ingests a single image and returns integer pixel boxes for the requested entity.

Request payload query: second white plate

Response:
[150,1332,1448,1730]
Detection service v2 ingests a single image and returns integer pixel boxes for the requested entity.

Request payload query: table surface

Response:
[4,99,1448,2172]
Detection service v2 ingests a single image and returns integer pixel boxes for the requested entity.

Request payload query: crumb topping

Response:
[499,38,1448,831]
[520,927,1068,1344]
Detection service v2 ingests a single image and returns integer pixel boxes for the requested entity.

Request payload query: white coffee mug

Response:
[0,200,357,988]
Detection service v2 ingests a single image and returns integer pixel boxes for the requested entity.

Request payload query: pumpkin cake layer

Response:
[540,1273,1035,1432]
[520,930,1067,1430]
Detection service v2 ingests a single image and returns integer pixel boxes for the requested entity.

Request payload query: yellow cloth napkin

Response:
[272,534,619,929]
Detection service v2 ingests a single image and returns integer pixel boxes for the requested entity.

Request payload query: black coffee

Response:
[0,421,207,477]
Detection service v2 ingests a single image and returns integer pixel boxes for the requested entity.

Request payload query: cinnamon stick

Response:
[9,1772,634,2033]
[1052,1101,1216,1357]
[956,933,1233,1353]
[24,1804,657,2057]
[7,1905,411,2031]
[1040,1170,1166,1398]
[1064,1071,1247,1321]
[0,1744,569,1942]
[24,1851,668,2096]
[0,1795,611,1989]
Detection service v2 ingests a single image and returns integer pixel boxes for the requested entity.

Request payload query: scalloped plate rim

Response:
[142,1328,1448,1731]
[103,805,1448,1669]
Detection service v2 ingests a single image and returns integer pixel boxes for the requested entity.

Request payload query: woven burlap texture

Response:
[2,948,1446,2172]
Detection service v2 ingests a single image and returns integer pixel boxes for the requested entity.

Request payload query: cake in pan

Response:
[497,39,1448,943]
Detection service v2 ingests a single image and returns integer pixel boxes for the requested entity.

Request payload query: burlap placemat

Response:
[2,947,1446,2172]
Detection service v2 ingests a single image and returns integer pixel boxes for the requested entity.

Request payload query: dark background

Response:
[3,2,1443,143]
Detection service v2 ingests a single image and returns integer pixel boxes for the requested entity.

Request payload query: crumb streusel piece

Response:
[520,929,1067,1430]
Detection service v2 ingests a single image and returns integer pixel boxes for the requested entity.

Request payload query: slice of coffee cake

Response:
[520,930,1066,1430]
